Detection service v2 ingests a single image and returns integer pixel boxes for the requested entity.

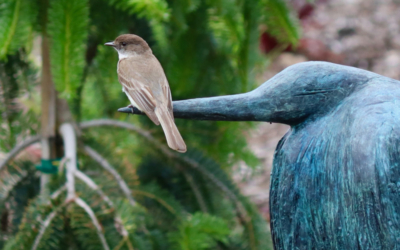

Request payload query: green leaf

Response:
[0,0,36,59]
[182,151,272,250]
[0,52,39,151]
[108,0,170,21]
[207,0,245,61]
[133,182,187,217]
[0,170,27,202]
[108,0,170,51]
[261,0,300,47]
[48,0,89,99]
[2,194,66,250]
[168,212,230,250]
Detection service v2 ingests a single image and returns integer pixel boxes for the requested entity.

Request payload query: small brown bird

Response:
[105,34,186,153]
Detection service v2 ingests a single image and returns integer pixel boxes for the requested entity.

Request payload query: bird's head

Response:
[105,34,151,59]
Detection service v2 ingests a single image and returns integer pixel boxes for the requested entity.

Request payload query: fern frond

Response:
[108,0,169,21]
[2,194,66,250]
[133,182,187,217]
[114,200,146,233]
[0,162,41,247]
[261,0,300,47]
[0,51,39,148]
[168,212,230,250]
[108,0,170,51]
[48,0,89,99]
[31,200,70,250]
[69,201,111,250]
[0,0,36,60]
[0,169,27,202]
[75,197,111,250]
[149,19,168,52]
[207,0,244,58]
[209,122,259,168]
[81,45,124,119]
[181,151,271,250]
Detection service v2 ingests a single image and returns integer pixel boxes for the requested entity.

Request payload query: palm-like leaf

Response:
[108,0,170,51]
[261,0,300,47]
[48,0,89,99]
[168,212,230,250]
[0,0,35,59]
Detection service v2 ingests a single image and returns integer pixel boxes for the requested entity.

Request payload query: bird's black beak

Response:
[104,41,115,47]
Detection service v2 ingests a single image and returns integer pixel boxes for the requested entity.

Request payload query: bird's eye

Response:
[122,42,127,46]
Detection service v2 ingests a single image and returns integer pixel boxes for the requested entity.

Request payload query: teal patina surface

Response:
[119,61,400,250]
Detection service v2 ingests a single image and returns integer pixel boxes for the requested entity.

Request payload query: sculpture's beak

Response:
[104,41,115,47]
[118,107,135,113]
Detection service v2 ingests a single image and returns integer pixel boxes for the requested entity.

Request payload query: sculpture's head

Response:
[251,61,379,125]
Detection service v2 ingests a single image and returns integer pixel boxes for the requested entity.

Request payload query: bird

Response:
[119,61,400,249]
[105,34,186,153]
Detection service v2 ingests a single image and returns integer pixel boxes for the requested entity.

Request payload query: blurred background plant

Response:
[0,0,300,249]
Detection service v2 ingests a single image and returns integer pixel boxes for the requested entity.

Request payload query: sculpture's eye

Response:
[122,42,127,46]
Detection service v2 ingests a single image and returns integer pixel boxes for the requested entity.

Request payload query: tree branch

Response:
[0,135,40,171]
[182,170,208,213]
[59,124,77,200]
[0,170,27,202]
[80,119,249,221]
[80,119,174,158]
[131,189,178,216]
[74,170,129,237]
[57,156,68,176]
[180,155,250,222]
[75,170,113,207]
[50,184,67,200]
[32,200,71,250]
[75,197,110,250]
[80,119,153,140]
[82,145,136,207]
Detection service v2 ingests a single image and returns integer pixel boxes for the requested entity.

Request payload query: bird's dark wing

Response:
[118,59,160,125]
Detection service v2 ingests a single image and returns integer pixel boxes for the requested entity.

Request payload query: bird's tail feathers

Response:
[156,107,187,153]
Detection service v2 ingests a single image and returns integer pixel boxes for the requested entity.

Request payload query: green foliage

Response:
[48,0,89,99]
[209,122,259,167]
[168,212,230,250]
[3,195,66,250]
[0,0,300,249]
[109,0,170,21]
[261,0,300,47]
[80,45,123,119]
[108,0,170,51]
[0,171,25,202]
[206,0,245,66]
[0,51,39,151]
[0,162,40,249]
[2,151,270,249]
[0,0,36,59]
[133,182,187,217]
[181,150,272,249]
